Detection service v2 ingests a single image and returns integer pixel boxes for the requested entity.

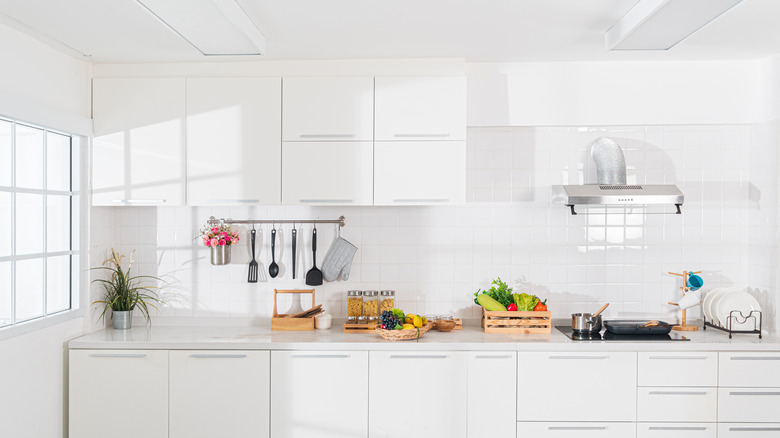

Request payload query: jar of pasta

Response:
[346,290,363,323]
[379,290,395,314]
[362,290,379,322]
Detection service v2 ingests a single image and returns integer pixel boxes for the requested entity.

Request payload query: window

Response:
[0,117,77,328]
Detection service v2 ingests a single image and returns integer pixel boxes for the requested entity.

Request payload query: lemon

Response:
[401,323,415,330]
[421,316,428,325]
[412,315,423,328]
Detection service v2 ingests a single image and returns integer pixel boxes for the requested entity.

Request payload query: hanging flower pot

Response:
[210,244,232,266]
[199,222,240,266]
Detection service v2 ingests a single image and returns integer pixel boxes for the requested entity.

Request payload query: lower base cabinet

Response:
[516,422,635,438]
[637,423,716,438]
[169,351,270,438]
[271,351,368,438]
[467,352,516,438]
[369,351,467,438]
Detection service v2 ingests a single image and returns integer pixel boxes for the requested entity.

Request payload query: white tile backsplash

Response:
[89,124,779,329]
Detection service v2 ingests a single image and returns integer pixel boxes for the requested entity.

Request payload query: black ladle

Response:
[269,226,279,278]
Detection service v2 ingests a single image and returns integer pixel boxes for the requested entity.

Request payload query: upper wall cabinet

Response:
[374,76,467,141]
[92,78,186,206]
[282,76,374,141]
[186,77,282,206]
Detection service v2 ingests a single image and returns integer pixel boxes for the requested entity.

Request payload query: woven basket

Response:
[375,322,433,341]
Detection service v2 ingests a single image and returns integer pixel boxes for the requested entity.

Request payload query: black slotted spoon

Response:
[248,227,258,283]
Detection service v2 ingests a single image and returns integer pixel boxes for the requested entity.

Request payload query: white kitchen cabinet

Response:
[374,76,466,141]
[282,76,374,141]
[281,141,373,205]
[69,350,168,438]
[92,77,186,206]
[718,424,780,437]
[718,388,780,422]
[637,387,717,422]
[517,352,636,422]
[374,141,465,205]
[369,351,467,438]
[516,422,635,438]
[169,351,270,438]
[271,351,368,438]
[637,423,716,438]
[638,352,717,387]
[468,352,516,438]
[186,77,282,205]
[719,352,780,387]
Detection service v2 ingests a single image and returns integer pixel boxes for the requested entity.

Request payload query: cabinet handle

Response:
[393,198,449,203]
[648,355,709,360]
[299,134,355,139]
[393,134,451,138]
[88,353,147,358]
[648,426,707,431]
[730,427,780,432]
[189,354,247,359]
[648,390,708,396]
[299,199,353,204]
[205,199,259,204]
[730,356,780,361]
[474,355,513,359]
[390,355,448,359]
[729,391,780,396]
[112,199,166,204]
[549,355,609,360]
[290,354,350,359]
[548,426,607,431]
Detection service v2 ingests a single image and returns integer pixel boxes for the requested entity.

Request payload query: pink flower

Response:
[211,227,219,233]
[219,239,226,246]
[220,232,228,237]
[210,238,218,247]
[225,236,232,243]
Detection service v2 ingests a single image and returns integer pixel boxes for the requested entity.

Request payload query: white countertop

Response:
[68,320,780,352]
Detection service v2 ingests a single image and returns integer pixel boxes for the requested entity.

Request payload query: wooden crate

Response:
[481,308,551,334]
[342,322,379,333]
[272,289,316,331]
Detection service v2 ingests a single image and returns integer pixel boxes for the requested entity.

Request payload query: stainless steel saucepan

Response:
[571,303,609,333]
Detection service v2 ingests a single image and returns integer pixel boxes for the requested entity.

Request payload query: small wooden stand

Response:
[272,289,316,331]
[668,270,700,332]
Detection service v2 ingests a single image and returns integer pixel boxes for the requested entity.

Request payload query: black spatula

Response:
[305,226,323,286]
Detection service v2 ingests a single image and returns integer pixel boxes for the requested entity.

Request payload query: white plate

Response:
[716,291,761,330]
[703,288,732,324]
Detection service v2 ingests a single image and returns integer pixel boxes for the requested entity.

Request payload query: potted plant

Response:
[92,249,163,330]
[199,222,240,265]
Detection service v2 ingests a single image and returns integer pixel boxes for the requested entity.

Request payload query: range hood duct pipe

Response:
[591,137,627,185]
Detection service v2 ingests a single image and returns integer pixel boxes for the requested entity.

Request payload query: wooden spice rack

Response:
[272,289,316,331]
[481,308,551,334]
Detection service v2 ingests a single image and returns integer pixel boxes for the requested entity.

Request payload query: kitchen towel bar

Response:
[207,215,346,227]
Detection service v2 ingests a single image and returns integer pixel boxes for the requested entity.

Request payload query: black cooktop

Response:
[556,326,691,341]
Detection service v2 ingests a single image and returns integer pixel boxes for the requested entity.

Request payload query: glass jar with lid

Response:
[346,290,363,323]
[362,290,379,322]
[379,290,395,315]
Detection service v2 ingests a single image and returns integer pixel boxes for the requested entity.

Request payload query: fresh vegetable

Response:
[473,277,513,307]
[534,299,548,311]
[514,293,539,311]
[506,303,518,311]
[476,293,507,311]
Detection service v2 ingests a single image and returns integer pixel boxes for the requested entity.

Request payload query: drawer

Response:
[638,352,717,387]
[637,423,716,438]
[637,387,716,422]
[719,352,780,387]
[718,424,780,437]
[516,422,635,438]
[518,352,636,422]
[718,388,780,422]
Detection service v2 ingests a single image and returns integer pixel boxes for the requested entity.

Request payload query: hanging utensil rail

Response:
[207,215,346,227]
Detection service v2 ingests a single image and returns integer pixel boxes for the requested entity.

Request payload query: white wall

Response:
[0,21,91,438]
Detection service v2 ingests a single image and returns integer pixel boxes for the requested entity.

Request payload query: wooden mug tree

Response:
[667,270,700,331]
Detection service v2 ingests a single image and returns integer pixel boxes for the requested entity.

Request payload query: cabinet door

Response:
[169,351,270,438]
[92,77,186,206]
[718,388,780,422]
[637,423,716,438]
[719,352,780,387]
[69,350,168,438]
[468,352,516,438]
[638,352,717,387]
[186,77,282,205]
[271,351,368,438]
[369,351,467,438]
[516,422,635,438]
[282,141,373,205]
[374,141,465,205]
[375,76,466,141]
[637,387,716,422]
[282,76,374,141]
[517,352,636,422]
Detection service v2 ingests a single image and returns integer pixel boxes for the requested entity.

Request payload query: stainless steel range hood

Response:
[555,137,684,215]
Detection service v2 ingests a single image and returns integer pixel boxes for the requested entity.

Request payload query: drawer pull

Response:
[729,391,780,396]
[189,354,247,359]
[730,427,780,432]
[390,355,448,359]
[549,355,609,360]
[299,134,355,139]
[290,354,350,359]
[299,199,353,204]
[648,355,709,360]
[88,353,147,358]
[648,390,708,396]
[649,426,707,431]
[393,198,450,203]
[730,356,780,361]
[474,355,513,359]
[393,134,451,138]
[205,199,259,204]
[548,426,607,431]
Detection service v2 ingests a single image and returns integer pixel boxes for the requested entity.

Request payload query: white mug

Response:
[677,289,701,310]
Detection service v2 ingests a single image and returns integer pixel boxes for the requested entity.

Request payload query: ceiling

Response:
[1,0,779,63]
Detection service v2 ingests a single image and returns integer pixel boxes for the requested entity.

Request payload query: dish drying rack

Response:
[703,310,763,339]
